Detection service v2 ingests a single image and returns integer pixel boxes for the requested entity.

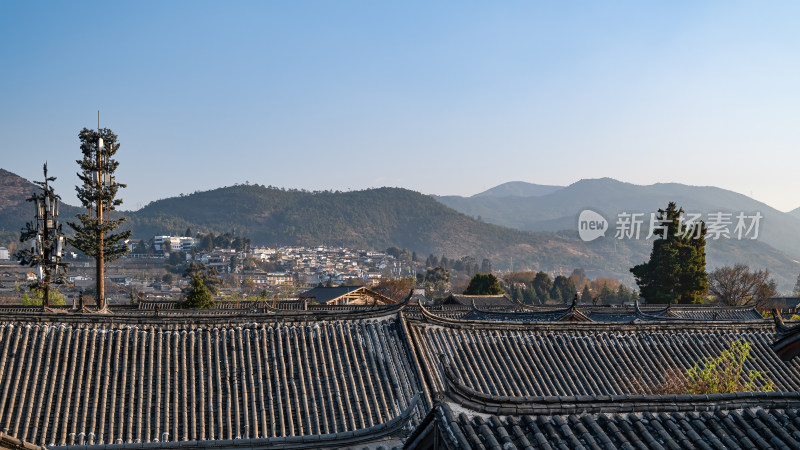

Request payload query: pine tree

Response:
[514,285,524,303]
[463,273,504,295]
[183,276,214,309]
[552,275,577,303]
[532,272,552,304]
[631,202,708,304]
[794,273,800,297]
[67,127,131,310]
[581,285,592,303]
[599,283,613,303]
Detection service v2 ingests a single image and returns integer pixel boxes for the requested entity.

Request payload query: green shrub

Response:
[682,338,774,394]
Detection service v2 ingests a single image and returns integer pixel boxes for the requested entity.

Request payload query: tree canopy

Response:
[794,272,800,297]
[463,273,504,295]
[182,261,221,294]
[708,264,777,307]
[631,202,708,304]
[68,128,131,263]
[67,127,130,309]
[183,276,214,309]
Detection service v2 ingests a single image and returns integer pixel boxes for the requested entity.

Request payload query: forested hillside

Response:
[2,169,798,290]
[125,184,601,271]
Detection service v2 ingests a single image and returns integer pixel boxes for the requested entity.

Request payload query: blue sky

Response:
[2,1,799,211]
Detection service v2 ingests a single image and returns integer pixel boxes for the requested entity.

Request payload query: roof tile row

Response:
[0,316,423,447]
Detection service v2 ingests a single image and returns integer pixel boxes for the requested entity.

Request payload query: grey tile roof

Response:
[405,361,800,449]
[661,305,765,321]
[773,312,800,361]
[408,311,799,397]
[410,401,800,450]
[465,303,589,322]
[404,305,501,320]
[0,432,43,449]
[0,297,793,449]
[442,294,516,308]
[443,302,766,323]
[0,312,424,447]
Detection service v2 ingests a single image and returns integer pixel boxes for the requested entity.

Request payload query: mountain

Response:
[437,178,800,259]
[124,184,606,272]
[1,169,798,290]
[436,178,800,290]
[473,181,563,198]
[0,169,82,247]
[791,207,800,219]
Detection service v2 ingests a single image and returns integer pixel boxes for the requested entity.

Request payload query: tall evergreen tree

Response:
[599,283,613,303]
[67,127,131,310]
[424,266,450,298]
[532,271,553,304]
[463,273,504,295]
[581,285,592,303]
[551,275,577,303]
[794,273,800,297]
[631,202,708,304]
[183,276,214,309]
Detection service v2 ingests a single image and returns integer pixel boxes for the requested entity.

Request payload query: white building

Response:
[0,247,8,260]
[154,235,196,252]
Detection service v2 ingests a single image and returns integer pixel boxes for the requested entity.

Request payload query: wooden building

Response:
[298,285,394,306]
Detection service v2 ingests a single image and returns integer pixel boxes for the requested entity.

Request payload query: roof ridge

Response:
[0,299,410,325]
[440,361,800,415]
[410,305,774,331]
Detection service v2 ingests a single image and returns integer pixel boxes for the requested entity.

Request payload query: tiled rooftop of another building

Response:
[465,301,767,323]
[441,294,516,308]
[408,400,800,450]
[405,360,800,450]
[0,432,43,450]
[407,305,800,398]
[0,306,425,448]
[0,298,796,449]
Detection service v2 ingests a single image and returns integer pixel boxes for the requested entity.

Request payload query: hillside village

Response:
[1,241,412,304]
[1,234,473,305]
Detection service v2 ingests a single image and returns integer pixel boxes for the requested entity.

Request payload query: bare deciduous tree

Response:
[708,263,777,307]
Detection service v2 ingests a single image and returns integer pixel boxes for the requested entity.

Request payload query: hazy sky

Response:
[2,1,799,212]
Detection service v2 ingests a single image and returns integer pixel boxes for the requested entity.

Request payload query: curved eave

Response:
[58,394,421,450]
[440,362,800,415]
[773,312,800,361]
[468,300,572,322]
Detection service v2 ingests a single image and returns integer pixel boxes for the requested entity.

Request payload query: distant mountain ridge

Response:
[1,169,798,291]
[0,169,607,276]
[437,178,800,261]
[0,168,83,246]
[124,184,605,272]
[473,181,563,198]
[436,178,800,290]
[791,207,800,218]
